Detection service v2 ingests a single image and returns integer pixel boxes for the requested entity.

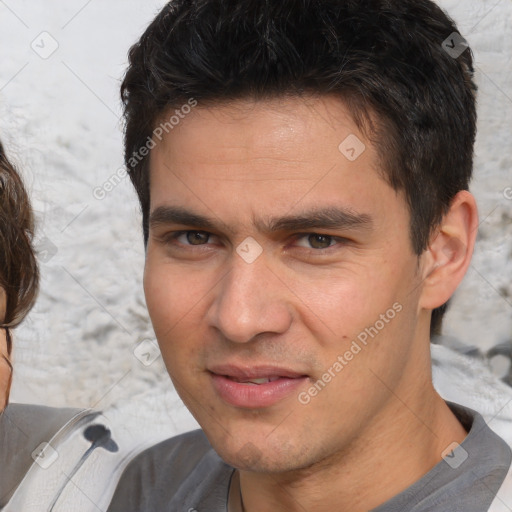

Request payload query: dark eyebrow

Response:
[150,206,219,231]
[149,205,373,234]
[255,207,373,233]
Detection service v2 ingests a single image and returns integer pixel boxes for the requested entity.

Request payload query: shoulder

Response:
[374,402,512,512]
[108,429,233,512]
[427,403,511,511]
[118,428,214,481]
[0,403,98,507]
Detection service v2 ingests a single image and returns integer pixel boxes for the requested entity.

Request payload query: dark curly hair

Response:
[121,0,477,336]
[0,140,39,355]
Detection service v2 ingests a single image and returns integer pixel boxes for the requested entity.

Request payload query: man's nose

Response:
[205,251,293,344]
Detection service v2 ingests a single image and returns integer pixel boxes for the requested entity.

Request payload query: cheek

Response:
[0,330,10,410]
[144,262,188,337]
[297,265,400,340]
[0,366,10,410]
[143,258,214,364]
[299,261,418,390]
[0,336,11,411]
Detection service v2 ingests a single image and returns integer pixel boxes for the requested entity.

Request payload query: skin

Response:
[0,287,11,411]
[144,95,478,511]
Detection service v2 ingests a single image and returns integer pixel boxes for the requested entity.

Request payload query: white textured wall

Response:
[0,1,511,441]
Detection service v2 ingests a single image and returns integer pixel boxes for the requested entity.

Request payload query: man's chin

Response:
[207,432,310,473]
[220,449,294,473]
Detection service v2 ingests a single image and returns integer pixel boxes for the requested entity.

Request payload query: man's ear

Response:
[419,190,479,311]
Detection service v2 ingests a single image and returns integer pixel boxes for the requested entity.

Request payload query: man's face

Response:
[144,96,427,472]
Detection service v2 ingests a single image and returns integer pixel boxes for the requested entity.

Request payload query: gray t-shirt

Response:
[107,402,512,511]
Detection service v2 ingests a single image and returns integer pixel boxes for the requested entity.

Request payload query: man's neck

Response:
[237,389,467,512]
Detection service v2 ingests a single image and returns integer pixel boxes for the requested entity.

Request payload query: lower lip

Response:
[210,373,308,408]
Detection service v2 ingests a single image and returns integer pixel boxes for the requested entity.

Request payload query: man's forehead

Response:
[149,95,379,184]
[154,95,367,152]
[146,94,406,231]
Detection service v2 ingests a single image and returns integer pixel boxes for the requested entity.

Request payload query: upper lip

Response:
[209,364,307,380]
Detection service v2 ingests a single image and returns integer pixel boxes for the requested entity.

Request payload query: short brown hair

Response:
[0,140,39,353]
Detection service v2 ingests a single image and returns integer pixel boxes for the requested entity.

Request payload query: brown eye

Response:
[292,233,348,254]
[306,234,334,249]
[159,230,216,250]
[296,233,336,251]
[185,231,210,245]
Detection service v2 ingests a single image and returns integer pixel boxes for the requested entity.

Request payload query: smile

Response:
[208,365,309,408]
